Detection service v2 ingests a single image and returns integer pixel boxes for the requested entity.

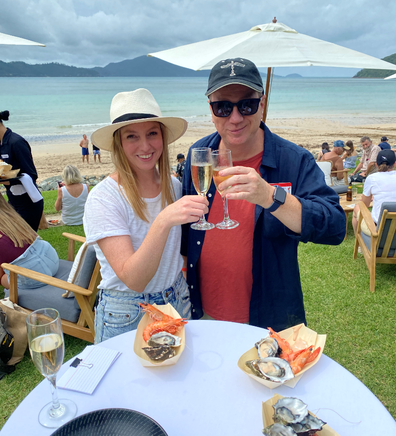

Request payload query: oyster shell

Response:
[142,345,176,362]
[273,397,309,425]
[290,413,326,434]
[147,332,182,347]
[245,357,294,383]
[255,337,279,359]
[262,423,297,436]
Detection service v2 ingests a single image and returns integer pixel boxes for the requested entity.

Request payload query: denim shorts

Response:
[94,271,191,344]
[5,237,59,289]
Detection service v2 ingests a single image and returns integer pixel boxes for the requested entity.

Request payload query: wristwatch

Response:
[265,186,287,212]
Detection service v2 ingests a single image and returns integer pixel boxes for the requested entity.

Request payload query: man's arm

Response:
[334,158,344,180]
[352,160,363,175]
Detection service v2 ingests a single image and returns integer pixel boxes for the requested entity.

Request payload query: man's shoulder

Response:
[191,131,220,149]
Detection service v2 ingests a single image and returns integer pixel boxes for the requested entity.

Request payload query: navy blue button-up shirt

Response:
[181,123,345,331]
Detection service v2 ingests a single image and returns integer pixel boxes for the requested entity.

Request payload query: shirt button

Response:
[208,193,212,197]
[191,285,193,289]
[192,309,195,312]
[190,264,193,268]
[197,241,201,245]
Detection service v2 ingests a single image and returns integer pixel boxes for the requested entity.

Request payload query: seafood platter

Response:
[0,160,20,181]
[238,324,326,389]
[133,303,187,367]
[262,393,339,435]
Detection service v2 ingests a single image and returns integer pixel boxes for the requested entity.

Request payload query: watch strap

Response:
[265,186,287,212]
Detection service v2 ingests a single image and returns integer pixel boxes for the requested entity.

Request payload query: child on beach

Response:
[55,165,89,225]
[83,88,208,343]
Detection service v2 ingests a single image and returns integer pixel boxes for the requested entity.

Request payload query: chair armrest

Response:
[358,202,378,236]
[333,168,349,184]
[62,232,86,243]
[1,263,92,297]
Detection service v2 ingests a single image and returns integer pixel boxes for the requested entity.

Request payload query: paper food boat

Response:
[133,303,186,367]
[262,393,340,436]
[238,323,326,389]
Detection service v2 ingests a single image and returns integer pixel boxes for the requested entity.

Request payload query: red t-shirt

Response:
[198,151,263,322]
[0,233,30,265]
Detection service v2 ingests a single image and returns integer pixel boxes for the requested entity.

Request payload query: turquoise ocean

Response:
[0,76,395,146]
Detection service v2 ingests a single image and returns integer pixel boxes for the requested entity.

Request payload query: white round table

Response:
[1,320,395,435]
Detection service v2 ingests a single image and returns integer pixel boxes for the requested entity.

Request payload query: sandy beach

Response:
[31,117,396,182]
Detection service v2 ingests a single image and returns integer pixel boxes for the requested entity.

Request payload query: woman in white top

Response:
[55,165,88,225]
[83,89,208,343]
[352,149,396,235]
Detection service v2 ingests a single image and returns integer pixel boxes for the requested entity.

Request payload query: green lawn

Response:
[1,190,396,428]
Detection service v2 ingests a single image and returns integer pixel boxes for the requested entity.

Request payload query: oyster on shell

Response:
[245,357,294,383]
[147,331,182,347]
[142,345,176,362]
[289,413,326,434]
[262,423,297,436]
[255,337,279,359]
[273,397,309,425]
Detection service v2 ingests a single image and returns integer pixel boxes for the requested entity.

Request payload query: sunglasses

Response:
[210,98,262,118]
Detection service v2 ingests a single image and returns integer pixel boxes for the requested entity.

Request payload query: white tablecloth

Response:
[2,320,395,435]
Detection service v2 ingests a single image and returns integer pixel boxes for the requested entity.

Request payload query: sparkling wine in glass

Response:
[212,149,239,230]
[191,148,215,230]
[26,308,77,428]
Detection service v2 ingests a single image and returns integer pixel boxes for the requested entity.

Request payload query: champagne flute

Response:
[212,149,239,230]
[191,148,215,230]
[26,308,77,428]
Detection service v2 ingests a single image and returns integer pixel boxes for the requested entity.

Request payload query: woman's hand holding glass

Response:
[160,195,209,227]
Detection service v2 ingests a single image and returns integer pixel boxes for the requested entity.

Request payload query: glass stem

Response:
[48,375,61,414]
[222,195,230,222]
[198,193,208,223]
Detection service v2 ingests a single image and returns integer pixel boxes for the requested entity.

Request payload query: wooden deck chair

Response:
[316,161,349,194]
[1,233,101,342]
[353,202,396,292]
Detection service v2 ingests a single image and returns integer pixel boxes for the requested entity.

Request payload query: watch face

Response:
[274,186,287,204]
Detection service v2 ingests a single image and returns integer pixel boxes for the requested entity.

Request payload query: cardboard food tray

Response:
[133,303,186,367]
[262,393,340,436]
[237,323,326,389]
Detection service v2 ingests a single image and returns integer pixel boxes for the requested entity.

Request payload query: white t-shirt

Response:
[363,171,396,223]
[83,176,183,293]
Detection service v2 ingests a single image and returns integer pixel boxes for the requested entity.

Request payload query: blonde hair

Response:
[62,165,83,185]
[111,123,175,222]
[0,195,37,247]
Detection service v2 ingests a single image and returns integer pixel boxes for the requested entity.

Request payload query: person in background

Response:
[0,110,43,231]
[182,58,345,332]
[350,136,380,183]
[352,150,396,235]
[83,89,208,343]
[341,140,357,169]
[0,194,59,290]
[80,134,89,164]
[92,143,101,163]
[174,153,186,182]
[316,142,330,161]
[378,136,391,150]
[320,140,349,185]
[55,165,89,226]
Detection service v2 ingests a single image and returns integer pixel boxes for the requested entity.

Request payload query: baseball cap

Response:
[205,58,264,96]
[176,153,185,160]
[376,149,396,166]
[333,140,350,150]
[381,136,388,142]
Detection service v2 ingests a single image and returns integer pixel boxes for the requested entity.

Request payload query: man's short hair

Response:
[360,136,371,143]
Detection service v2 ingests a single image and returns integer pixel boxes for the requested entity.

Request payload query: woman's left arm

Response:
[54,185,63,211]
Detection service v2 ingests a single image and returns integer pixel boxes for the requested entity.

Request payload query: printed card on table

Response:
[58,345,121,395]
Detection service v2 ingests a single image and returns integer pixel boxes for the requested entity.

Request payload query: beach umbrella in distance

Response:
[148,19,396,121]
[0,31,45,46]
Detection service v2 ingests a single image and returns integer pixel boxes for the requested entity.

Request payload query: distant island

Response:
[354,53,396,78]
[1,54,395,78]
[0,56,209,78]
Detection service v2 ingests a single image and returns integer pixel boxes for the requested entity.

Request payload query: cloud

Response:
[0,0,395,73]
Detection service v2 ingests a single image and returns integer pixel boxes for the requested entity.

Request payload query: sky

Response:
[0,0,394,77]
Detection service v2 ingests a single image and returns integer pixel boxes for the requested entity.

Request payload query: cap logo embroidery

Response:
[221,60,245,76]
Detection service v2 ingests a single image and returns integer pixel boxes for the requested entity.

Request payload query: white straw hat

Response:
[90,88,188,151]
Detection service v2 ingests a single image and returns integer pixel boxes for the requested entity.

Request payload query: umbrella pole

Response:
[262,67,273,123]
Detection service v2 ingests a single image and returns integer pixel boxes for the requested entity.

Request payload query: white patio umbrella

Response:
[0,31,45,46]
[149,20,396,121]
